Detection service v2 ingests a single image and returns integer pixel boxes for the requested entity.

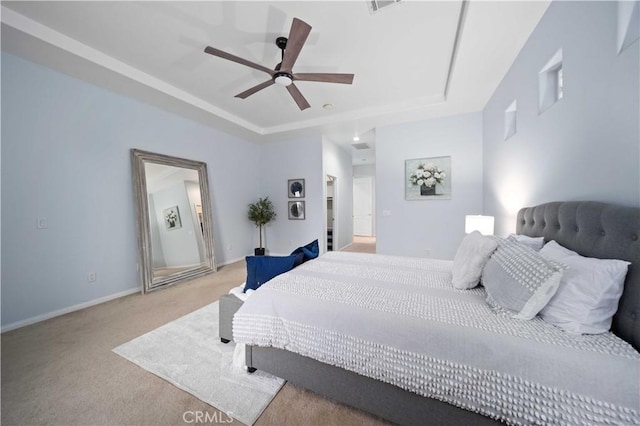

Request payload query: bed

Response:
[229,201,640,425]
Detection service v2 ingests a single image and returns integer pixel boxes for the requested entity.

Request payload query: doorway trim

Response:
[326,175,337,252]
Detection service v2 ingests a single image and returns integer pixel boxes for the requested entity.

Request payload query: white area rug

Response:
[113,301,284,425]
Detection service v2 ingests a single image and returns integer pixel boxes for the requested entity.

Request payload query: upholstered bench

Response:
[219,293,244,343]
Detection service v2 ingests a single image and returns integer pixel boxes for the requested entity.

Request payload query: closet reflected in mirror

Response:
[131,149,216,293]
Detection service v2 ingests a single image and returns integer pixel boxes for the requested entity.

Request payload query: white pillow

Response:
[539,241,630,334]
[451,231,498,289]
[509,234,545,251]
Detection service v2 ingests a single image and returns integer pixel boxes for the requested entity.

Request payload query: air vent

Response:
[368,0,401,14]
[352,142,371,150]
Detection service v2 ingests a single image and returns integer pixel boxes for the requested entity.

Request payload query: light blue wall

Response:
[259,137,325,255]
[1,52,261,327]
[353,164,376,177]
[254,137,350,256]
[483,1,640,236]
[376,112,484,260]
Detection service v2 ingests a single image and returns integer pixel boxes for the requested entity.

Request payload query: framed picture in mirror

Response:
[163,206,182,230]
[288,178,305,198]
[288,201,305,220]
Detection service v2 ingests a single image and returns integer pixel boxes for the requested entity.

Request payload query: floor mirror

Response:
[131,149,217,293]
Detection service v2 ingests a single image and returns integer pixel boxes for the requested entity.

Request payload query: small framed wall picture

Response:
[288,178,305,198]
[405,156,452,200]
[288,201,305,220]
[163,205,182,230]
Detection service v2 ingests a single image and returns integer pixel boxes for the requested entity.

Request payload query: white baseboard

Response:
[217,256,247,267]
[1,287,140,333]
[338,243,353,251]
[2,258,249,334]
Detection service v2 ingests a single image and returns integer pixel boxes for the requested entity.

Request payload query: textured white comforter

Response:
[233,252,639,425]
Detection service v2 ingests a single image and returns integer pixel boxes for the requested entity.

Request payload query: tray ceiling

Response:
[1,1,550,143]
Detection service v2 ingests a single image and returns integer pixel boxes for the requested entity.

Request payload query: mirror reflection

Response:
[131,149,216,293]
[145,163,206,279]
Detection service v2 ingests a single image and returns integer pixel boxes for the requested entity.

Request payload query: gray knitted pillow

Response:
[481,237,564,320]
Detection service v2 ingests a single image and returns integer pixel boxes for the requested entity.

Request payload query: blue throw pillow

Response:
[244,254,298,292]
[291,239,320,267]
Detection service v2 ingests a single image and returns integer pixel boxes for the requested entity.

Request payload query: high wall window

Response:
[617,0,639,54]
[538,49,563,114]
[556,67,564,100]
[504,101,517,141]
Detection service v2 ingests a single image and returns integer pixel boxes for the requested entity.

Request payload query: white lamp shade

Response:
[465,215,495,235]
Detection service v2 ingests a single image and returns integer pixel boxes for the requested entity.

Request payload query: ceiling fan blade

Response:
[234,80,275,99]
[286,83,311,110]
[293,73,354,85]
[204,46,273,75]
[280,18,312,72]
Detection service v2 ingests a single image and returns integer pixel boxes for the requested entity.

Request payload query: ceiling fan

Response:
[204,18,354,111]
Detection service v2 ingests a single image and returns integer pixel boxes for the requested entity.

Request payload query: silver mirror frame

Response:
[131,149,217,293]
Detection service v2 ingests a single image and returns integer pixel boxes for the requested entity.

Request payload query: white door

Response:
[353,176,373,236]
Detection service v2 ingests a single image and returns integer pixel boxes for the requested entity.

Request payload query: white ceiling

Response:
[1,1,549,159]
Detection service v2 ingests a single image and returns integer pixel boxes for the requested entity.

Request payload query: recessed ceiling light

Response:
[322,103,334,110]
[353,136,360,142]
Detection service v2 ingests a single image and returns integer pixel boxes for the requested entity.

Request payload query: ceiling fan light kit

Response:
[204,17,354,111]
[274,73,293,87]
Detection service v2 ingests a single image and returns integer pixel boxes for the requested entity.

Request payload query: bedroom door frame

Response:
[326,175,337,252]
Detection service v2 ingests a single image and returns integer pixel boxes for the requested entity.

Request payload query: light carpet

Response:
[113,301,284,425]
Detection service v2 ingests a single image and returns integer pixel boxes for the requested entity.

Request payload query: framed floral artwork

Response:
[163,205,182,230]
[405,156,452,200]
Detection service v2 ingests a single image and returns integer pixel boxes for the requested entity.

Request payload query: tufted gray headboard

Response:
[516,201,640,351]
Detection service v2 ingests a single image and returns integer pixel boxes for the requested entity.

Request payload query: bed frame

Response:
[516,201,639,350]
[237,201,640,425]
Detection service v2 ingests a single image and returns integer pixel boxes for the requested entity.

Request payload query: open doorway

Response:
[349,130,376,253]
[326,175,336,251]
[349,175,376,253]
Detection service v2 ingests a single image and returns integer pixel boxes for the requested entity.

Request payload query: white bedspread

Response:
[233,252,640,425]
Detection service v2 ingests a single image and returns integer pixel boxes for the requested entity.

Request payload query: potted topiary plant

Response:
[248,197,276,256]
